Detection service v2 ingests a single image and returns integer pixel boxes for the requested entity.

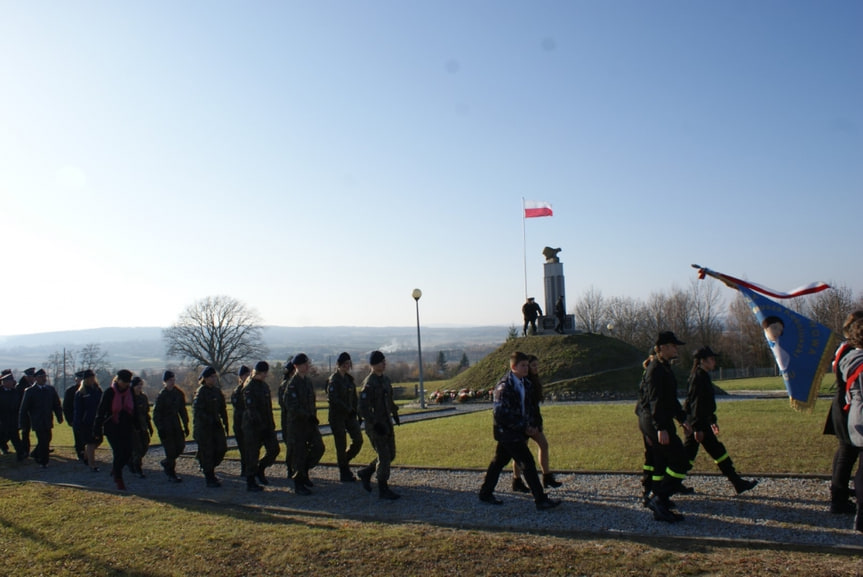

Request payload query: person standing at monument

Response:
[553,296,566,334]
[327,352,364,482]
[522,297,542,336]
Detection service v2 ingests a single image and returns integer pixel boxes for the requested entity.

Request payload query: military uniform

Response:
[130,389,152,477]
[63,382,84,461]
[284,372,324,490]
[0,378,24,458]
[358,371,399,492]
[241,376,280,483]
[230,382,246,467]
[192,382,229,486]
[327,370,363,481]
[18,380,63,466]
[73,381,102,448]
[152,385,189,481]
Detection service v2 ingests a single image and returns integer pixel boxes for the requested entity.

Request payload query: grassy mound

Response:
[448,333,646,399]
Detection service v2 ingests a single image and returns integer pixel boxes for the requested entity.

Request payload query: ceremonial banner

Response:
[694,265,838,411]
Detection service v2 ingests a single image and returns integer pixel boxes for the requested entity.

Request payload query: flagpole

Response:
[522,197,527,298]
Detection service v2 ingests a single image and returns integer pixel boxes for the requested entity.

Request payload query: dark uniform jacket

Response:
[284,374,317,430]
[327,371,358,418]
[359,372,398,436]
[522,301,542,321]
[637,357,686,433]
[193,384,229,438]
[242,377,275,434]
[491,370,535,444]
[153,387,189,434]
[63,385,78,426]
[74,384,102,430]
[132,392,152,434]
[0,386,21,434]
[684,367,718,432]
[19,384,63,431]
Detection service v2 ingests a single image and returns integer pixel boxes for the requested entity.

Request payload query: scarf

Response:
[111,382,133,424]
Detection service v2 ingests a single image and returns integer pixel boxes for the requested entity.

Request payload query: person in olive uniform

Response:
[637,331,692,523]
[231,365,251,468]
[152,370,189,483]
[64,371,85,462]
[74,369,102,472]
[683,346,758,495]
[95,369,135,490]
[192,366,229,488]
[129,376,153,478]
[0,370,24,459]
[18,368,63,468]
[358,350,401,500]
[16,368,36,459]
[241,361,280,492]
[278,360,297,478]
[284,354,324,495]
[327,352,363,482]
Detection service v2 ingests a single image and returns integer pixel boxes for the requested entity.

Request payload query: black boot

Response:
[168,466,182,483]
[646,492,683,523]
[205,472,221,488]
[543,473,562,488]
[358,467,373,493]
[256,465,270,486]
[294,478,311,495]
[247,475,264,492]
[855,505,863,533]
[512,477,530,493]
[378,480,400,500]
[339,466,357,483]
[719,458,758,495]
[831,486,856,514]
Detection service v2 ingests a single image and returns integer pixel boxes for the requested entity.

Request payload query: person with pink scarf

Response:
[95,369,135,490]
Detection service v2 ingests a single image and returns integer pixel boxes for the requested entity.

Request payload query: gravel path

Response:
[7,453,862,553]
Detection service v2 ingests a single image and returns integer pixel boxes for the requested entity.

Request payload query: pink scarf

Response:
[111,382,133,424]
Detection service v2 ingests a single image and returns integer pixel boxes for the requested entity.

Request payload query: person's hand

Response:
[694,430,704,443]
[658,430,669,445]
[711,423,720,435]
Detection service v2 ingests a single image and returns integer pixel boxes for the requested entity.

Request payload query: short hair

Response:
[843,311,863,338]
[846,318,863,349]
[762,316,784,330]
[510,351,530,366]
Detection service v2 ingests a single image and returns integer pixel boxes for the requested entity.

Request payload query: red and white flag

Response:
[523,200,553,218]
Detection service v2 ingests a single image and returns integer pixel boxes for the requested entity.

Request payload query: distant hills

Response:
[0,325,509,372]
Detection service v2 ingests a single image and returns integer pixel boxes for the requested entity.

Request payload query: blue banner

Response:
[738,285,839,410]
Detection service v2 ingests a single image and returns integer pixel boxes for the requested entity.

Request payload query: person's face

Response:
[529,360,539,374]
[512,359,530,378]
[296,362,310,376]
[204,374,218,386]
[764,322,783,342]
[254,371,268,381]
[1,378,13,388]
[132,384,143,394]
[659,343,679,360]
[116,380,130,391]
[84,376,95,386]
[35,374,47,385]
[165,377,175,389]
[701,356,717,371]
[372,360,386,375]
[339,360,353,374]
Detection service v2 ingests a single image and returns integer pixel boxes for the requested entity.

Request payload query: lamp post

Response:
[412,288,426,409]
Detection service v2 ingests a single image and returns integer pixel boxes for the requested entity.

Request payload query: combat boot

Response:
[719,458,757,495]
[512,476,530,493]
[378,480,400,500]
[247,475,264,492]
[358,467,373,493]
[294,478,311,495]
[205,472,221,488]
[543,473,562,488]
[256,465,270,486]
[830,486,855,514]
[339,466,357,483]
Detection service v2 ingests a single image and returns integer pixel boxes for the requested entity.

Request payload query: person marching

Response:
[95,369,135,490]
[478,351,560,511]
[283,354,324,495]
[74,369,102,472]
[241,361,280,492]
[358,350,401,500]
[64,371,85,462]
[0,370,25,459]
[824,311,863,514]
[192,367,229,488]
[152,370,189,483]
[327,352,364,482]
[637,331,692,523]
[18,368,63,468]
[231,365,251,469]
[278,359,297,478]
[129,376,153,479]
[16,368,36,459]
[683,346,758,495]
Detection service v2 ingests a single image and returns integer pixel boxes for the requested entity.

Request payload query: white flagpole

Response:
[522,197,528,298]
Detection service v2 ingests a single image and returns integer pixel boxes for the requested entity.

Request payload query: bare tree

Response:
[573,286,606,334]
[605,295,647,349]
[78,343,111,372]
[722,291,771,368]
[44,349,76,391]
[163,296,268,377]
[689,279,724,347]
[805,283,856,334]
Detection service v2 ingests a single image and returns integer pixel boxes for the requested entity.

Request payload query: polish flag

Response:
[523,200,553,218]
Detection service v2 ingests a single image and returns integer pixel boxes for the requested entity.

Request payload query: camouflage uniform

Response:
[230,382,246,467]
[130,390,152,476]
[327,370,363,479]
[358,372,399,486]
[192,383,229,485]
[284,373,324,484]
[152,386,189,479]
[241,376,280,479]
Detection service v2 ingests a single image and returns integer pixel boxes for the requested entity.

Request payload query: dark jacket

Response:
[63,385,78,425]
[0,386,21,431]
[94,385,134,437]
[284,374,317,428]
[684,367,717,431]
[359,372,398,436]
[327,371,358,417]
[19,384,63,431]
[637,357,686,433]
[153,386,189,434]
[491,370,535,444]
[74,384,102,430]
[193,384,229,437]
[242,377,275,434]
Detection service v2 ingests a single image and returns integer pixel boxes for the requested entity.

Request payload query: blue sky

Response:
[1,1,860,336]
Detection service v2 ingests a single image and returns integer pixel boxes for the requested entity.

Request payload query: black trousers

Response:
[32,428,52,465]
[106,428,133,478]
[480,439,546,503]
[684,428,729,466]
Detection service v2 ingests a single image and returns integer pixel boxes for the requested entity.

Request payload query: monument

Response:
[540,247,573,332]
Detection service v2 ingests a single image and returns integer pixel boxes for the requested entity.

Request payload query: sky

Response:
[1,1,861,337]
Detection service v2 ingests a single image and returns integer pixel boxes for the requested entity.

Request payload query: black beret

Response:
[369,350,385,365]
[337,352,351,365]
[292,353,309,366]
[116,369,133,383]
[254,361,269,373]
[200,367,216,380]
[163,370,175,382]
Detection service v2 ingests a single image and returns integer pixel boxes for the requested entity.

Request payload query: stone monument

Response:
[541,247,572,332]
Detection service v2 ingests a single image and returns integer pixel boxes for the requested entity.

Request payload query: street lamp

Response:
[412,288,426,409]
